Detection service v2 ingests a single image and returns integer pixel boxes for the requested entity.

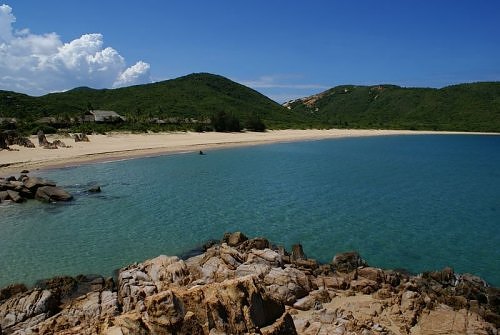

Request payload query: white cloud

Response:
[0,4,151,95]
[113,61,151,88]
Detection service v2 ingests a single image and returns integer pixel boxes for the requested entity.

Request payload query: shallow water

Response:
[0,135,499,287]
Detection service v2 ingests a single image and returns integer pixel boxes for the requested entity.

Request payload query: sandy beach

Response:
[0,129,497,176]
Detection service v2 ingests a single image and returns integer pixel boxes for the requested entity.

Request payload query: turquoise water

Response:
[0,135,499,287]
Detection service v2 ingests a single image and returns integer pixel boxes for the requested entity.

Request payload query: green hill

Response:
[0,73,307,130]
[1,75,500,133]
[285,82,500,132]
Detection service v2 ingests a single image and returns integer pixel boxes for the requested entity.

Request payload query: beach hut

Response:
[84,110,126,123]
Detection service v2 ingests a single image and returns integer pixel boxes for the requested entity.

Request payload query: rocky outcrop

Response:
[0,232,498,334]
[0,289,58,334]
[0,131,34,150]
[37,130,68,149]
[35,186,73,202]
[73,133,90,142]
[0,175,72,204]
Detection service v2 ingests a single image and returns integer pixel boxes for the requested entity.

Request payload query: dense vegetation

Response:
[0,73,310,134]
[285,82,500,132]
[1,73,499,133]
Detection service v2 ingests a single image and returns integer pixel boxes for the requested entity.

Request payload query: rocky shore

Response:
[0,175,73,203]
[0,232,498,334]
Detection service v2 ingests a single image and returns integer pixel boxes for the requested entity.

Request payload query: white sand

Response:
[0,129,497,175]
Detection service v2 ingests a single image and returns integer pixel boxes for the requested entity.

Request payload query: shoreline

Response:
[1,129,499,176]
[1,232,498,334]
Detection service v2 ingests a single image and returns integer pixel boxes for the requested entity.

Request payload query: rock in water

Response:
[6,190,24,203]
[35,186,73,202]
[223,231,248,246]
[88,185,101,193]
[291,244,306,261]
[23,177,56,192]
[332,251,368,273]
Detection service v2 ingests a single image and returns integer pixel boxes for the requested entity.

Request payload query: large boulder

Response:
[23,177,56,192]
[35,186,73,202]
[142,275,288,334]
[263,267,312,305]
[35,275,112,305]
[332,251,367,273]
[6,190,24,203]
[37,130,49,146]
[0,283,27,302]
[222,231,248,246]
[35,290,118,335]
[118,255,190,313]
[0,289,58,333]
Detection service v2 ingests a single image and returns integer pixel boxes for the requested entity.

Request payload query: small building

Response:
[35,116,58,124]
[84,110,126,123]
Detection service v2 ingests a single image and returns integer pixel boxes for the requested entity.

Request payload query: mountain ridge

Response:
[284,82,500,132]
[1,74,500,132]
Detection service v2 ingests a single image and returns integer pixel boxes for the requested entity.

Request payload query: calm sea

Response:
[0,135,499,287]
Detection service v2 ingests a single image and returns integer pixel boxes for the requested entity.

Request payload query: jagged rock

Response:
[0,232,498,334]
[247,248,282,267]
[143,275,287,334]
[423,266,455,286]
[332,251,368,273]
[0,191,9,202]
[235,248,282,278]
[313,275,349,290]
[291,244,306,261]
[222,231,248,246]
[6,190,24,203]
[0,289,57,333]
[118,255,190,313]
[35,186,73,202]
[23,177,56,192]
[0,284,27,302]
[37,130,49,147]
[36,290,118,335]
[52,139,66,148]
[1,131,34,149]
[357,267,385,283]
[73,133,90,142]
[264,267,312,305]
[236,237,270,252]
[293,289,331,311]
[411,304,497,335]
[350,278,380,294]
[35,275,111,306]
[261,313,297,335]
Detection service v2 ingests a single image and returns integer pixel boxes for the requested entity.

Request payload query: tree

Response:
[245,114,266,132]
[211,111,241,132]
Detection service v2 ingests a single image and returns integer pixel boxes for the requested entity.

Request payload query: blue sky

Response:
[1,1,499,102]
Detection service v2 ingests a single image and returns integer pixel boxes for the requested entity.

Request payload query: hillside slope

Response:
[0,73,304,128]
[285,82,500,132]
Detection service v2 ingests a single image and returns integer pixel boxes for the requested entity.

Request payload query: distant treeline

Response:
[1,73,499,134]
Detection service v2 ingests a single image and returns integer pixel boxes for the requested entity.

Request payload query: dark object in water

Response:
[88,185,101,193]
[199,150,205,155]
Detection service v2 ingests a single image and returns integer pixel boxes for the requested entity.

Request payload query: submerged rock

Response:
[87,185,101,193]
